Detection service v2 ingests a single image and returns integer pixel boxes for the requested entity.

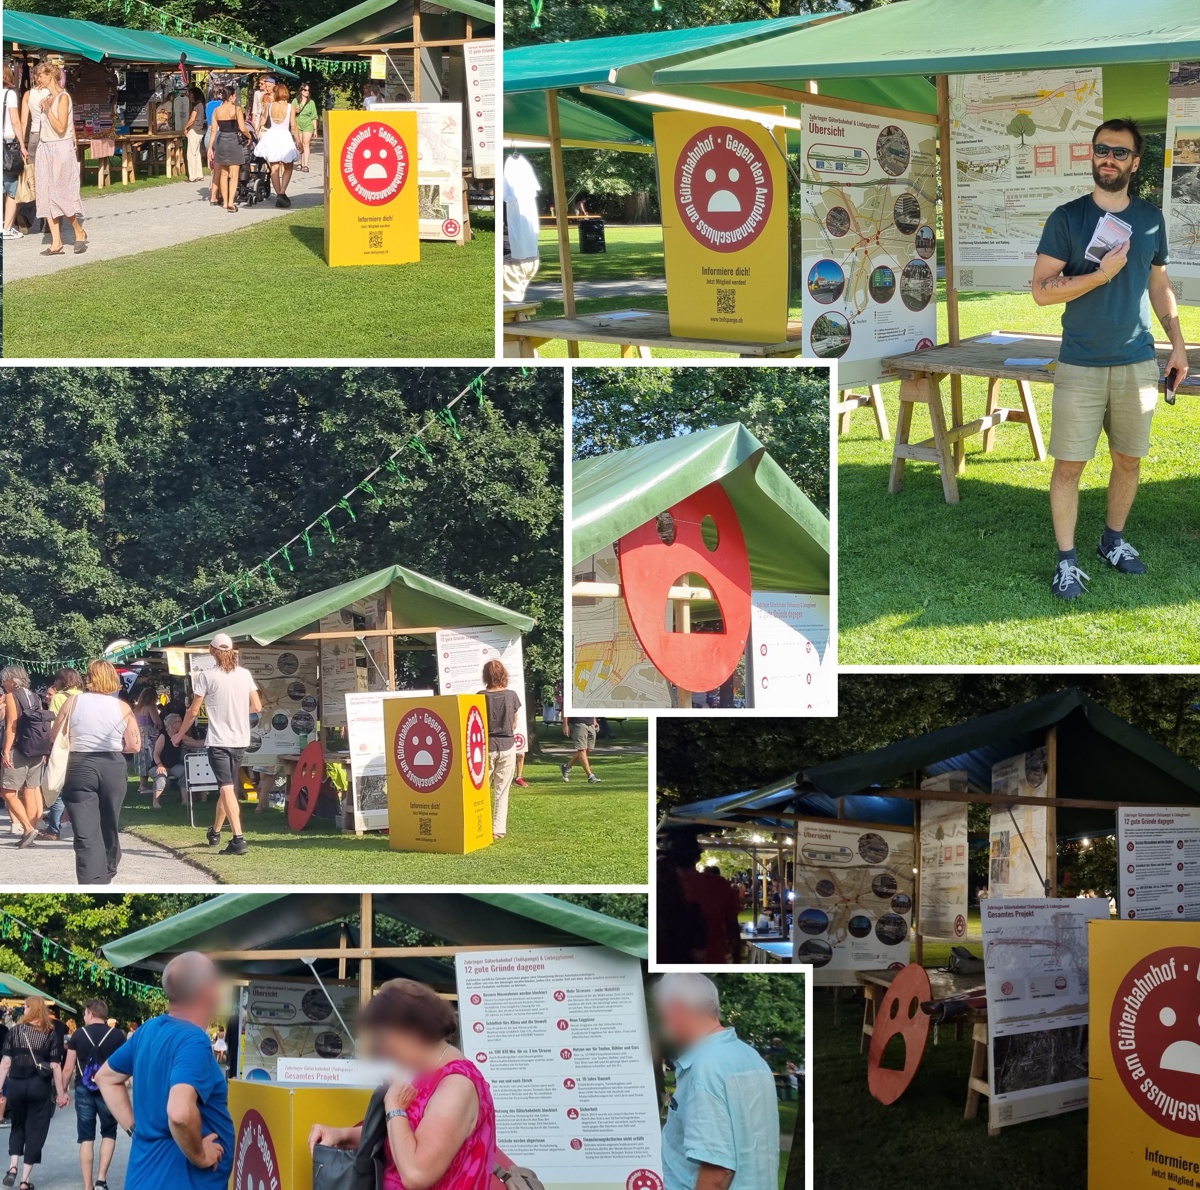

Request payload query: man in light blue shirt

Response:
[655,973,779,1190]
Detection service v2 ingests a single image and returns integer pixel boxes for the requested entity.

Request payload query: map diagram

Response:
[572,547,671,708]
[1164,63,1200,302]
[239,980,359,1081]
[949,69,1102,291]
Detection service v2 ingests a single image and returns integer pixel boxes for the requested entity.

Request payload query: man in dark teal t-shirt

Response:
[96,952,232,1190]
[1033,118,1189,599]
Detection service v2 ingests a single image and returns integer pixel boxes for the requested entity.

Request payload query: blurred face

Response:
[656,997,699,1050]
[300,87,310,99]
[1092,127,1139,193]
[367,1025,430,1073]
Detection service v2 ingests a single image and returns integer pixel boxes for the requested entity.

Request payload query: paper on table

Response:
[599,311,653,322]
[1084,211,1133,264]
[1004,357,1054,367]
[977,333,1026,345]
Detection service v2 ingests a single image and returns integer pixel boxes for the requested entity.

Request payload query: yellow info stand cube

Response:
[384,694,492,854]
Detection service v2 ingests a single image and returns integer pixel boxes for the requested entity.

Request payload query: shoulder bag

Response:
[44,694,76,802]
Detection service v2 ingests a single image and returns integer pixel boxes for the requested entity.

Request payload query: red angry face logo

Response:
[627,1172,665,1190]
[465,706,487,790]
[234,1110,278,1190]
[341,121,410,206]
[674,126,773,253]
[394,708,453,792]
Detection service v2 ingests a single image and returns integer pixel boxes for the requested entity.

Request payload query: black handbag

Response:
[313,1085,386,1190]
[2,140,21,177]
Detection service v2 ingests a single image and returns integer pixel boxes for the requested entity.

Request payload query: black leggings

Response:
[61,751,128,885]
[6,1075,55,1166]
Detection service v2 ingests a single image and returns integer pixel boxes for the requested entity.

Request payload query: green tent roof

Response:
[504,91,651,149]
[273,0,494,57]
[0,971,76,1014]
[173,35,298,77]
[573,422,829,595]
[101,892,648,969]
[190,564,534,647]
[4,11,232,66]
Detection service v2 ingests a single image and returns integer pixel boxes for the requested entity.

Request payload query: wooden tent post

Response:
[936,74,965,475]
[359,892,374,1006]
[674,588,692,708]
[546,88,579,358]
[412,5,422,102]
[913,798,923,967]
[338,926,348,981]
[1045,727,1058,895]
[384,587,397,690]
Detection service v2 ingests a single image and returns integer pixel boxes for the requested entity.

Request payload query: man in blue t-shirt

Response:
[1033,118,1190,600]
[96,952,232,1190]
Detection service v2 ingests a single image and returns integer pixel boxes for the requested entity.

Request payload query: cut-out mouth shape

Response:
[288,740,325,832]
[618,482,751,693]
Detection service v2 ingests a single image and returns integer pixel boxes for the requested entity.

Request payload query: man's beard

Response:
[1093,161,1134,193]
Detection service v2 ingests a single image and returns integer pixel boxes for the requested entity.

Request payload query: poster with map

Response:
[989,748,1050,899]
[238,978,359,1082]
[435,625,529,752]
[793,819,915,985]
[800,105,938,386]
[918,771,971,941]
[948,69,1102,292]
[1162,63,1200,304]
[571,546,671,709]
[377,103,465,242]
[981,898,1108,1129]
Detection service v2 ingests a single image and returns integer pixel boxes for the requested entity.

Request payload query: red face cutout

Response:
[617,482,751,694]
[674,125,774,252]
[287,740,325,832]
[394,707,453,792]
[867,963,932,1105]
[341,121,410,206]
[465,705,487,790]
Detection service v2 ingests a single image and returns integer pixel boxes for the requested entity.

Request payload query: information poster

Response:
[799,105,937,384]
[377,103,465,242]
[318,611,360,730]
[948,69,1101,292]
[455,946,663,1190]
[1117,806,1200,920]
[1089,921,1200,1190]
[190,648,318,759]
[793,820,915,984]
[571,548,671,709]
[654,109,791,343]
[324,109,419,267]
[435,625,529,752]
[238,979,359,1082]
[344,690,430,832]
[462,40,496,180]
[989,748,1050,899]
[1163,63,1200,304]
[745,592,834,715]
[981,897,1108,1129]
[919,771,971,940]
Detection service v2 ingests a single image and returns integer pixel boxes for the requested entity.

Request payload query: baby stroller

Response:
[234,128,272,207]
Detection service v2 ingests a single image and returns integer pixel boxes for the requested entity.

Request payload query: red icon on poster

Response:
[560,1048,573,1060]
[394,707,453,792]
[442,218,461,238]
[627,1172,665,1190]
[340,122,409,206]
[556,1019,570,1031]
[673,126,773,253]
[465,706,487,790]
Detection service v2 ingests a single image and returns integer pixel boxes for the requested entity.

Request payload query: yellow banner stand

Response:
[1089,921,1200,1189]
[324,109,420,267]
[230,1080,371,1190]
[654,109,790,343]
[384,694,492,853]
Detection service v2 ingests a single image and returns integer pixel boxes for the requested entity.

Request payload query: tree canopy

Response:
[0,367,562,700]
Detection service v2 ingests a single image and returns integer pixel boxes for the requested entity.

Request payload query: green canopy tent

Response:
[172,36,297,78]
[504,90,652,153]
[4,11,233,67]
[0,971,77,1014]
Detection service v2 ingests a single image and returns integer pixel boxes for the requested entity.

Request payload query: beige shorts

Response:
[1049,359,1160,461]
[503,257,539,303]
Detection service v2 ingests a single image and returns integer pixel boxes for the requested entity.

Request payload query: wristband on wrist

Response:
[1099,266,1110,283]
[386,1107,408,1121]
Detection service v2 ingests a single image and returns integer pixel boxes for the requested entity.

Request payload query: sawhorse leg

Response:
[889,373,959,503]
[837,385,889,439]
[964,1021,999,1136]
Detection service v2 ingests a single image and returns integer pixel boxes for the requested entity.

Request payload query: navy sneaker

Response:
[560,763,570,782]
[1051,560,1090,599]
[1098,537,1147,575]
[206,826,221,846]
[220,835,249,856]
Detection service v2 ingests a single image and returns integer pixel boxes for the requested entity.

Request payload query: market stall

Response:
[571,421,831,712]
[0,970,76,1013]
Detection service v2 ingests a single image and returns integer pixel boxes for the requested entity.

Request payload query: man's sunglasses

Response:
[1093,143,1134,161]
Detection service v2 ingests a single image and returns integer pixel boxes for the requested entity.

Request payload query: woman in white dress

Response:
[254,82,300,207]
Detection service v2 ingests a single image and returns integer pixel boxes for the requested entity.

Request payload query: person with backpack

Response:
[62,1001,125,1190]
[1,666,53,850]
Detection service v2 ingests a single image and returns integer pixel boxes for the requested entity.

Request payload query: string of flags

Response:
[0,368,495,675]
[0,910,166,1010]
[104,0,370,76]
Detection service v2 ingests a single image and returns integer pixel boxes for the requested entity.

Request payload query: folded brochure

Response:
[1084,211,1133,264]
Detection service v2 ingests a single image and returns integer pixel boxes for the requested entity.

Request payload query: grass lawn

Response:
[812,989,1086,1190]
[122,720,648,885]
[4,210,495,359]
[840,285,1200,664]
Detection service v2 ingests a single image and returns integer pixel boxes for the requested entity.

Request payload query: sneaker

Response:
[17,830,37,849]
[514,778,528,788]
[587,774,601,784]
[560,763,570,783]
[1098,537,1147,575]
[1,226,21,239]
[205,826,221,846]
[220,835,249,856]
[1050,559,1089,600]
[279,193,291,207]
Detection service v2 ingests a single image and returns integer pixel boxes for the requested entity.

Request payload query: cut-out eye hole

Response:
[888,998,900,1021]
[700,515,719,552]
[908,997,919,1020]
[656,511,677,546]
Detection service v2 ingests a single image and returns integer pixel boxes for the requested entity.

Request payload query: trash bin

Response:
[579,217,606,254]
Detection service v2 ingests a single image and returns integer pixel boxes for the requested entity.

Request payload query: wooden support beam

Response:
[360,892,374,1006]
[384,587,397,690]
[545,89,579,358]
[572,580,714,601]
[204,942,557,962]
[715,82,939,126]
[763,788,1198,814]
[937,75,965,475]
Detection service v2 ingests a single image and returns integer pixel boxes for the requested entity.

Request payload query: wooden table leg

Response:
[888,380,917,494]
[869,384,889,440]
[1018,379,1047,460]
[964,1021,999,1136]
[618,342,651,359]
[927,376,961,503]
[949,373,966,475]
[982,376,1001,453]
[860,986,877,1054]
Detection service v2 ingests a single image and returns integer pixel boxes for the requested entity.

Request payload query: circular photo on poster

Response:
[276,653,300,676]
[858,832,890,864]
[810,312,851,359]
[876,125,911,176]
[872,872,898,899]
[287,680,308,701]
[901,259,935,311]
[271,713,290,731]
[892,893,913,914]
[893,192,921,234]
[915,224,936,259]
[815,878,837,898]
[291,711,316,735]
[848,914,873,939]
[301,988,333,1020]
[795,939,833,967]
[246,730,263,754]
[807,258,846,305]
[302,695,318,713]
[258,1037,279,1056]
[868,265,896,304]
[825,206,851,237]
[796,907,830,936]
[315,1031,344,1059]
[875,913,909,945]
[249,711,260,728]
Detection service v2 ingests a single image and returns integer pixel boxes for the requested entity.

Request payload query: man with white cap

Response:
[172,634,261,856]
[653,973,778,1190]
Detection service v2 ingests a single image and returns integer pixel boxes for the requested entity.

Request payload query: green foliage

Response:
[1059,835,1118,898]
[556,893,648,926]
[572,365,830,514]
[711,972,805,1055]
[0,367,563,700]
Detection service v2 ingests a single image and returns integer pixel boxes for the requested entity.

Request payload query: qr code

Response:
[369,230,383,249]
[418,817,432,837]
[958,268,974,288]
[716,288,736,314]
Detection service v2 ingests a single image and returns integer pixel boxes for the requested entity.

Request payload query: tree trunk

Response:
[624,190,651,223]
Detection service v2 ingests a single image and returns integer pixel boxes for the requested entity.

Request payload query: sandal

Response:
[41,247,64,256]
[74,240,88,254]
[19,1182,32,1190]
[226,205,237,212]
[4,1168,17,1187]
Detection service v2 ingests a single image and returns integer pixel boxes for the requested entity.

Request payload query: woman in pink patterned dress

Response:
[309,979,496,1190]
